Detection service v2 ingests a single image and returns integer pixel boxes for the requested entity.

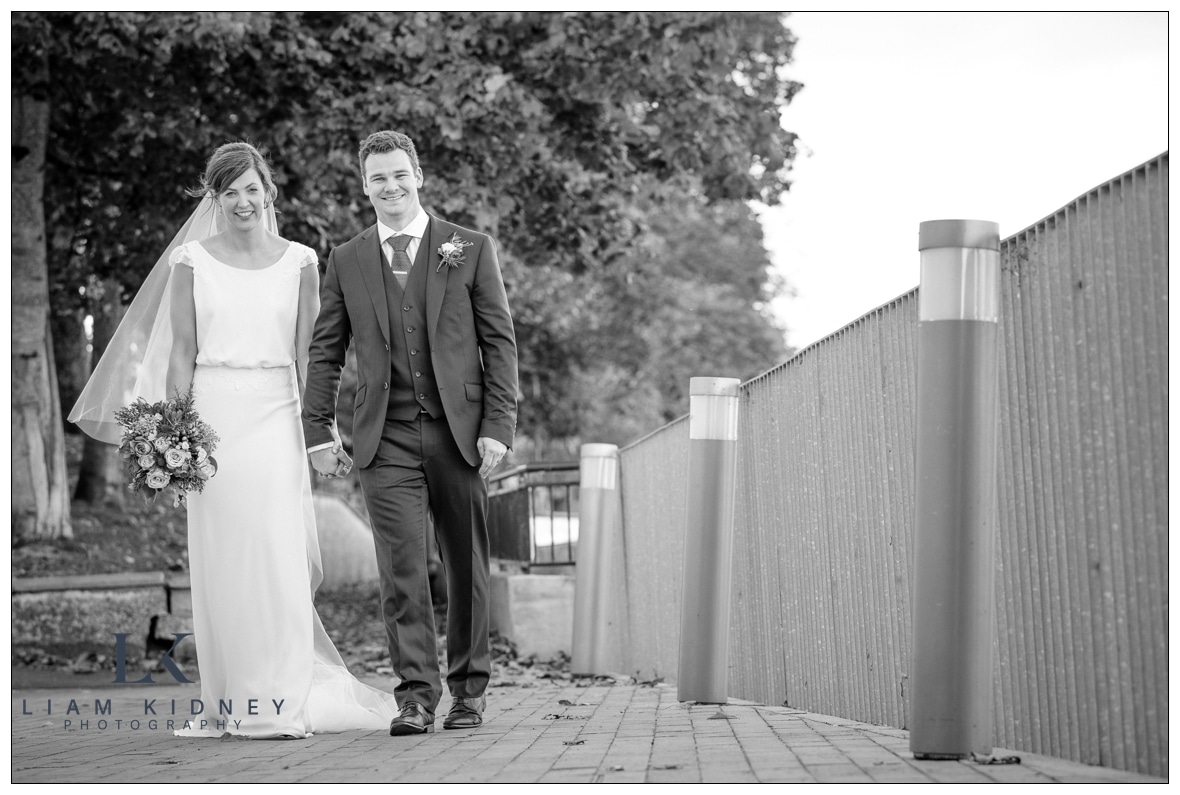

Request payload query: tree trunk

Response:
[74,434,126,506]
[12,29,71,540]
[53,305,88,429]
[74,277,127,506]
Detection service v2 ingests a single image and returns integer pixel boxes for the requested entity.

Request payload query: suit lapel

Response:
[356,226,390,344]
[424,215,450,343]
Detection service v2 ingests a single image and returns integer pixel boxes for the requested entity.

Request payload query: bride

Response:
[70,142,399,738]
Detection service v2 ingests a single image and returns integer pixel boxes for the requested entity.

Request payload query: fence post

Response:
[678,376,741,703]
[911,219,1001,758]
[571,443,620,676]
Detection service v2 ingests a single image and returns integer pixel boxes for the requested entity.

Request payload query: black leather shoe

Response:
[389,702,434,736]
[443,695,486,730]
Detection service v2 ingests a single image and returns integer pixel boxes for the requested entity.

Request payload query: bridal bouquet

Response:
[114,390,220,507]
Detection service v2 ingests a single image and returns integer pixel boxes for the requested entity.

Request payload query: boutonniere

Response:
[436,233,473,272]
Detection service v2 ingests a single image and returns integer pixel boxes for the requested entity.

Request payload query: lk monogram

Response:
[112,633,194,684]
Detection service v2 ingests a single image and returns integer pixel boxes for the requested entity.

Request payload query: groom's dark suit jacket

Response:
[302,213,517,468]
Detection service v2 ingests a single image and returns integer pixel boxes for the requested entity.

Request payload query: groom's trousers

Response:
[356,410,491,716]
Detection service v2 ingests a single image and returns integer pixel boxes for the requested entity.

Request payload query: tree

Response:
[42,11,802,466]
[70,277,127,504]
[44,11,298,501]
[293,11,801,443]
[13,13,72,539]
[561,182,791,447]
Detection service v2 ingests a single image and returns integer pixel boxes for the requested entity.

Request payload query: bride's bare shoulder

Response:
[268,233,293,255]
[197,232,230,259]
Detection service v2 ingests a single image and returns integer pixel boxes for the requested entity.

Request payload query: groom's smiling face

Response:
[363,149,423,230]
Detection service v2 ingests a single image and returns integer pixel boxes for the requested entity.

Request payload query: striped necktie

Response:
[387,234,413,288]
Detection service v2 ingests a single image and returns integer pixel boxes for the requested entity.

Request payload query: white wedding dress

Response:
[171,239,399,739]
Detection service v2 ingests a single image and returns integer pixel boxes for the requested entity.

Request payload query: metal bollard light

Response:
[678,376,741,703]
[571,443,620,676]
[910,219,1001,759]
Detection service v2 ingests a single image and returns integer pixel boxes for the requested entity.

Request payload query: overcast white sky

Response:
[759,10,1169,351]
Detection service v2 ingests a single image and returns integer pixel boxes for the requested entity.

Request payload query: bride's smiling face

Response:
[217,168,267,231]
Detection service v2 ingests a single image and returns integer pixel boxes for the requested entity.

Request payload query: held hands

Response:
[310,442,353,480]
[477,437,508,479]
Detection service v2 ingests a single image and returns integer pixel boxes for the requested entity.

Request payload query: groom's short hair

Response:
[358,131,421,179]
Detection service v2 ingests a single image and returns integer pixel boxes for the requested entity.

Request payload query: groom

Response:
[303,130,518,735]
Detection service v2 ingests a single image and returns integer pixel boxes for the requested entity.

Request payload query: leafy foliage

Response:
[32,11,801,454]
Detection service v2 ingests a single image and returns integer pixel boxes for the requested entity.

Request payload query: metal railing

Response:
[488,461,580,567]
[602,153,1168,778]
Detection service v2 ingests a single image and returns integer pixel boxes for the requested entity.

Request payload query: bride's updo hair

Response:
[190,142,278,204]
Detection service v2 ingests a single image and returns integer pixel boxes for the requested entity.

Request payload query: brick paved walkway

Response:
[11,678,1165,784]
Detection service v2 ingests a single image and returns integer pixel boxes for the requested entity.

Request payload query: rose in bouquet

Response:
[113,390,220,507]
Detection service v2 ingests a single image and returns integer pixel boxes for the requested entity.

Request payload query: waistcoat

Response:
[381,241,444,420]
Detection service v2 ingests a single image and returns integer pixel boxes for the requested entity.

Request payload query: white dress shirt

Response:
[377,208,429,271]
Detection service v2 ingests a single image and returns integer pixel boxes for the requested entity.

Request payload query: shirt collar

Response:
[377,208,429,243]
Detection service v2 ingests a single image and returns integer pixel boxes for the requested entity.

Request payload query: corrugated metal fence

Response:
[606,153,1168,777]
